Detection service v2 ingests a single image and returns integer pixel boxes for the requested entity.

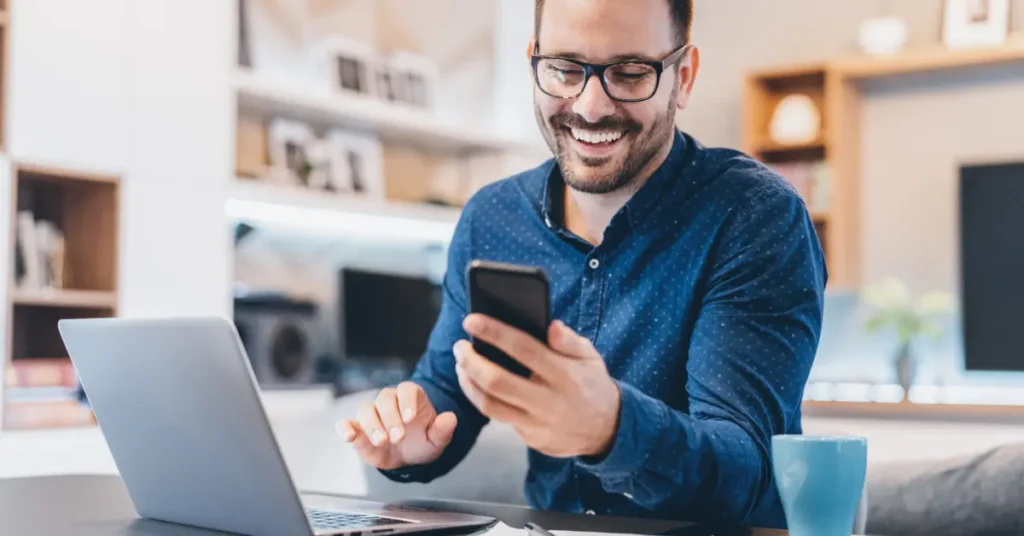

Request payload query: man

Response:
[339,0,826,529]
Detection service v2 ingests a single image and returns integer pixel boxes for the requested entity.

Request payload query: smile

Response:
[569,128,624,145]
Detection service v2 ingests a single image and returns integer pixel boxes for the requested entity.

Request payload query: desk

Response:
[0,474,788,536]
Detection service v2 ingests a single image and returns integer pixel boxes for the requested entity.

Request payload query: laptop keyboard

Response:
[306,508,411,532]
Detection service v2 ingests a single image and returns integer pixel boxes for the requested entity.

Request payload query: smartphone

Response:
[466,260,551,378]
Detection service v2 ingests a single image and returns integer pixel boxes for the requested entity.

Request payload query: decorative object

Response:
[267,119,315,186]
[861,277,957,400]
[383,51,438,109]
[325,129,385,198]
[325,36,377,96]
[859,17,909,55]
[769,94,821,145]
[943,0,1010,49]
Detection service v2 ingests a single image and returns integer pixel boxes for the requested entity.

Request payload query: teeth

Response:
[570,128,623,144]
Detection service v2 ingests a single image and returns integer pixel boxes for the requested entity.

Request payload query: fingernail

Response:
[390,427,404,443]
[463,315,481,333]
[343,430,356,442]
[402,409,414,423]
[371,430,387,446]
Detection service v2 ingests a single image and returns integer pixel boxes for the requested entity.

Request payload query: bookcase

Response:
[742,40,1024,290]
[2,164,120,430]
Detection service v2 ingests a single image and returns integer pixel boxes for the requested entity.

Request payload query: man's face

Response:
[534,0,687,195]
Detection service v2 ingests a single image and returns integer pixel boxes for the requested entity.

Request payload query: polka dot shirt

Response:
[384,130,827,530]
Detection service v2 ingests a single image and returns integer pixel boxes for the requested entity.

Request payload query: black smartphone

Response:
[466,260,551,378]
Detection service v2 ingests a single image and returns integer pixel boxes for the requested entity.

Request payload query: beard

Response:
[535,87,679,195]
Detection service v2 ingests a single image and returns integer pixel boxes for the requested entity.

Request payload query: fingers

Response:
[338,419,392,468]
[396,381,429,425]
[427,411,458,450]
[357,400,389,447]
[375,388,406,444]
[453,340,540,410]
[462,314,556,379]
[456,361,529,423]
[547,320,599,359]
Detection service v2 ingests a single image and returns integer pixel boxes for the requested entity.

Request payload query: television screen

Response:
[340,269,442,362]
[960,162,1024,371]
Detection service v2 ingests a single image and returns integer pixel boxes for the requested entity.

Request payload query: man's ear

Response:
[676,46,701,110]
[527,36,537,59]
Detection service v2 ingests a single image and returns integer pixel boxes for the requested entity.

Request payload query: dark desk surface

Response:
[0,474,787,536]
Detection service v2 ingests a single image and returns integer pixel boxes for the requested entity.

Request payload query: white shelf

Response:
[234,69,546,155]
[226,179,460,243]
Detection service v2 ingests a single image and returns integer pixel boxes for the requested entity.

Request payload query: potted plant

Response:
[861,277,956,401]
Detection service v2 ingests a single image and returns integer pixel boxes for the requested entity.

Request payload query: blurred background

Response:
[0,0,1023,498]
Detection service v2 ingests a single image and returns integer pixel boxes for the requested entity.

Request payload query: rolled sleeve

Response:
[576,381,668,479]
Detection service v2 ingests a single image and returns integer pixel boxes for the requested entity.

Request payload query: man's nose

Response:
[571,74,617,123]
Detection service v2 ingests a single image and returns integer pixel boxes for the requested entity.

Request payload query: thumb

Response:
[548,320,594,358]
[426,411,458,450]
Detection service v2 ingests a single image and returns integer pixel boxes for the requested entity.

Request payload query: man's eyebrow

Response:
[538,51,658,63]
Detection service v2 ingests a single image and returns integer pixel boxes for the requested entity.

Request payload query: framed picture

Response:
[324,36,377,96]
[943,0,1010,49]
[385,51,439,109]
[325,130,385,199]
[267,119,315,186]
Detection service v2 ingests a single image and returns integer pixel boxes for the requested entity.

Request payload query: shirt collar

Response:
[541,129,690,232]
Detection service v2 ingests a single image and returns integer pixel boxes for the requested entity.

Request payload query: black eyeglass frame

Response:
[530,43,693,103]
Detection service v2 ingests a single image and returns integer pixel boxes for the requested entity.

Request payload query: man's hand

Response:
[337,382,457,471]
[454,315,621,459]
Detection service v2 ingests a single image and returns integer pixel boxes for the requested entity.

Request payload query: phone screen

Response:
[468,263,550,377]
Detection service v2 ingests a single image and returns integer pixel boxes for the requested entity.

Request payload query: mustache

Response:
[550,112,640,133]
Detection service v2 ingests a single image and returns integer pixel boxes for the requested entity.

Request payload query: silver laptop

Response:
[57,316,495,536]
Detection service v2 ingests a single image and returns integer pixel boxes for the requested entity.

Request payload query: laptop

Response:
[57,316,496,536]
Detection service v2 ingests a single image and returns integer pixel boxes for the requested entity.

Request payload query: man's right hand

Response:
[337,381,458,471]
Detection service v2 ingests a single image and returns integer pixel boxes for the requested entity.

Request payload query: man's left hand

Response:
[453,314,621,459]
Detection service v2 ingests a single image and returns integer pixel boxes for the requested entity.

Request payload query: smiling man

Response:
[339,0,826,529]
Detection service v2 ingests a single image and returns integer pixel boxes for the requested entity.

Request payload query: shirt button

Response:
[588,258,600,270]
[623,493,634,500]
[585,510,596,516]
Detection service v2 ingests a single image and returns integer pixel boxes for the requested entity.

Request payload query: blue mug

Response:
[772,435,868,536]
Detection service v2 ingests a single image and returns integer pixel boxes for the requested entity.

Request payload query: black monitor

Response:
[960,162,1024,371]
[340,268,443,362]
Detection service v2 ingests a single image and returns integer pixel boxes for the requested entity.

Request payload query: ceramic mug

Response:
[772,435,868,536]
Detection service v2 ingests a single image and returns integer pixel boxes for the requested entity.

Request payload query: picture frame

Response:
[325,130,385,199]
[267,119,315,186]
[383,51,439,109]
[943,0,1010,49]
[324,36,377,96]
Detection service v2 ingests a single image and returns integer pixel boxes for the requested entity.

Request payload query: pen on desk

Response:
[525,522,556,536]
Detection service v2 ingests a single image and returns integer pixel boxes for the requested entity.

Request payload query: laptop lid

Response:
[58,316,313,536]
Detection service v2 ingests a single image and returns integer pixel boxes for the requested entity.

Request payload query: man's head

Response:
[531,0,699,195]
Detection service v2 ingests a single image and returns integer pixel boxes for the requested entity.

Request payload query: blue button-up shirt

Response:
[386,130,827,529]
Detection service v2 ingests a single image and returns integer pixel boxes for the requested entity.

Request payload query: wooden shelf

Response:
[3,163,121,431]
[753,138,827,154]
[11,288,117,309]
[803,400,1024,423]
[833,40,1024,80]
[234,69,547,156]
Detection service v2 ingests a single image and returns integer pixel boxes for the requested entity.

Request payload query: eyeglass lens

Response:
[536,58,659,101]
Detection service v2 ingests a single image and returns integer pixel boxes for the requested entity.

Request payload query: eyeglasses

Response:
[531,44,692,103]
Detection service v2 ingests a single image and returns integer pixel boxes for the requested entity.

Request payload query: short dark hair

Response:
[534,0,694,48]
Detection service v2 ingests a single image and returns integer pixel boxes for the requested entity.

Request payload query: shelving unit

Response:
[227,177,459,243]
[743,40,1024,289]
[2,163,120,430]
[235,69,545,156]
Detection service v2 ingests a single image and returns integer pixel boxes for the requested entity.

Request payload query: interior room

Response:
[1,0,1024,534]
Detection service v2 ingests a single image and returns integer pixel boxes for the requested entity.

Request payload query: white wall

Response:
[120,0,236,318]
[6,0,129,174]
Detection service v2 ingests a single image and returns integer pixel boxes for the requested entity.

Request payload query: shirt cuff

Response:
[576,380,669,479]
